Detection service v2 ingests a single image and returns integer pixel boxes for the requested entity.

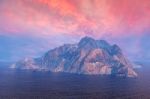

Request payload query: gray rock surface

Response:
[12,36,137,77]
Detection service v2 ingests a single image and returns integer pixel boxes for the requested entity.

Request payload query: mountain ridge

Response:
[12,36,137,77]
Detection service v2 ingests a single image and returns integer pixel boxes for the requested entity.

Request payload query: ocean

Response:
[0,63,149,99]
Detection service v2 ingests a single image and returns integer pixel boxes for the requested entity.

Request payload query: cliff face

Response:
[12,36,137,77]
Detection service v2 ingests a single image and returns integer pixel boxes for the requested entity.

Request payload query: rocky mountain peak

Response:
[78,36,96,48]
[12,36,138,77]
[111,44,122,55]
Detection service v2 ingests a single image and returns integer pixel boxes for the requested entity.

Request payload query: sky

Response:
[0,0,150,62]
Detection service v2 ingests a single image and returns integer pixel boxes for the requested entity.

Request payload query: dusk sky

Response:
[0,0,150,62]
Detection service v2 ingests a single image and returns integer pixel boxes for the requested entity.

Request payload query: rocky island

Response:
[12,36,137,77]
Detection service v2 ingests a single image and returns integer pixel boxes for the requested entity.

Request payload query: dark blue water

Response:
[0,65,150,99]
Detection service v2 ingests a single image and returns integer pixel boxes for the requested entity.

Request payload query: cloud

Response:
[0,0,150,61]
[0,0,150,38]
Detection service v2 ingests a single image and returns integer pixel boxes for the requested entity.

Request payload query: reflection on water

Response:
[0,65,150,99]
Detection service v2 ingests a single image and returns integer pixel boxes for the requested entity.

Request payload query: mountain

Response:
[12,36,137,77]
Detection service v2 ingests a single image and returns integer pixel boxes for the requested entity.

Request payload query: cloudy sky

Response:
[0,0,150,62]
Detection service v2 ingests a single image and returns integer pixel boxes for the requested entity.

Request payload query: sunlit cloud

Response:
[0,0,150,37]
[0,0,150,61]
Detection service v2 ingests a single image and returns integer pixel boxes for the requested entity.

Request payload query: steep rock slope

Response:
[12,37,137,77]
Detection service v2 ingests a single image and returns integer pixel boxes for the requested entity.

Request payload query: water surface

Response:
[0,64,149,99]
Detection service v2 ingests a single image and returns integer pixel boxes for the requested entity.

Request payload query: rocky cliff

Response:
[12,36,137,77]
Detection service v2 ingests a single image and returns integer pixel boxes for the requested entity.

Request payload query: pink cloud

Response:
[0,0,150,38]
